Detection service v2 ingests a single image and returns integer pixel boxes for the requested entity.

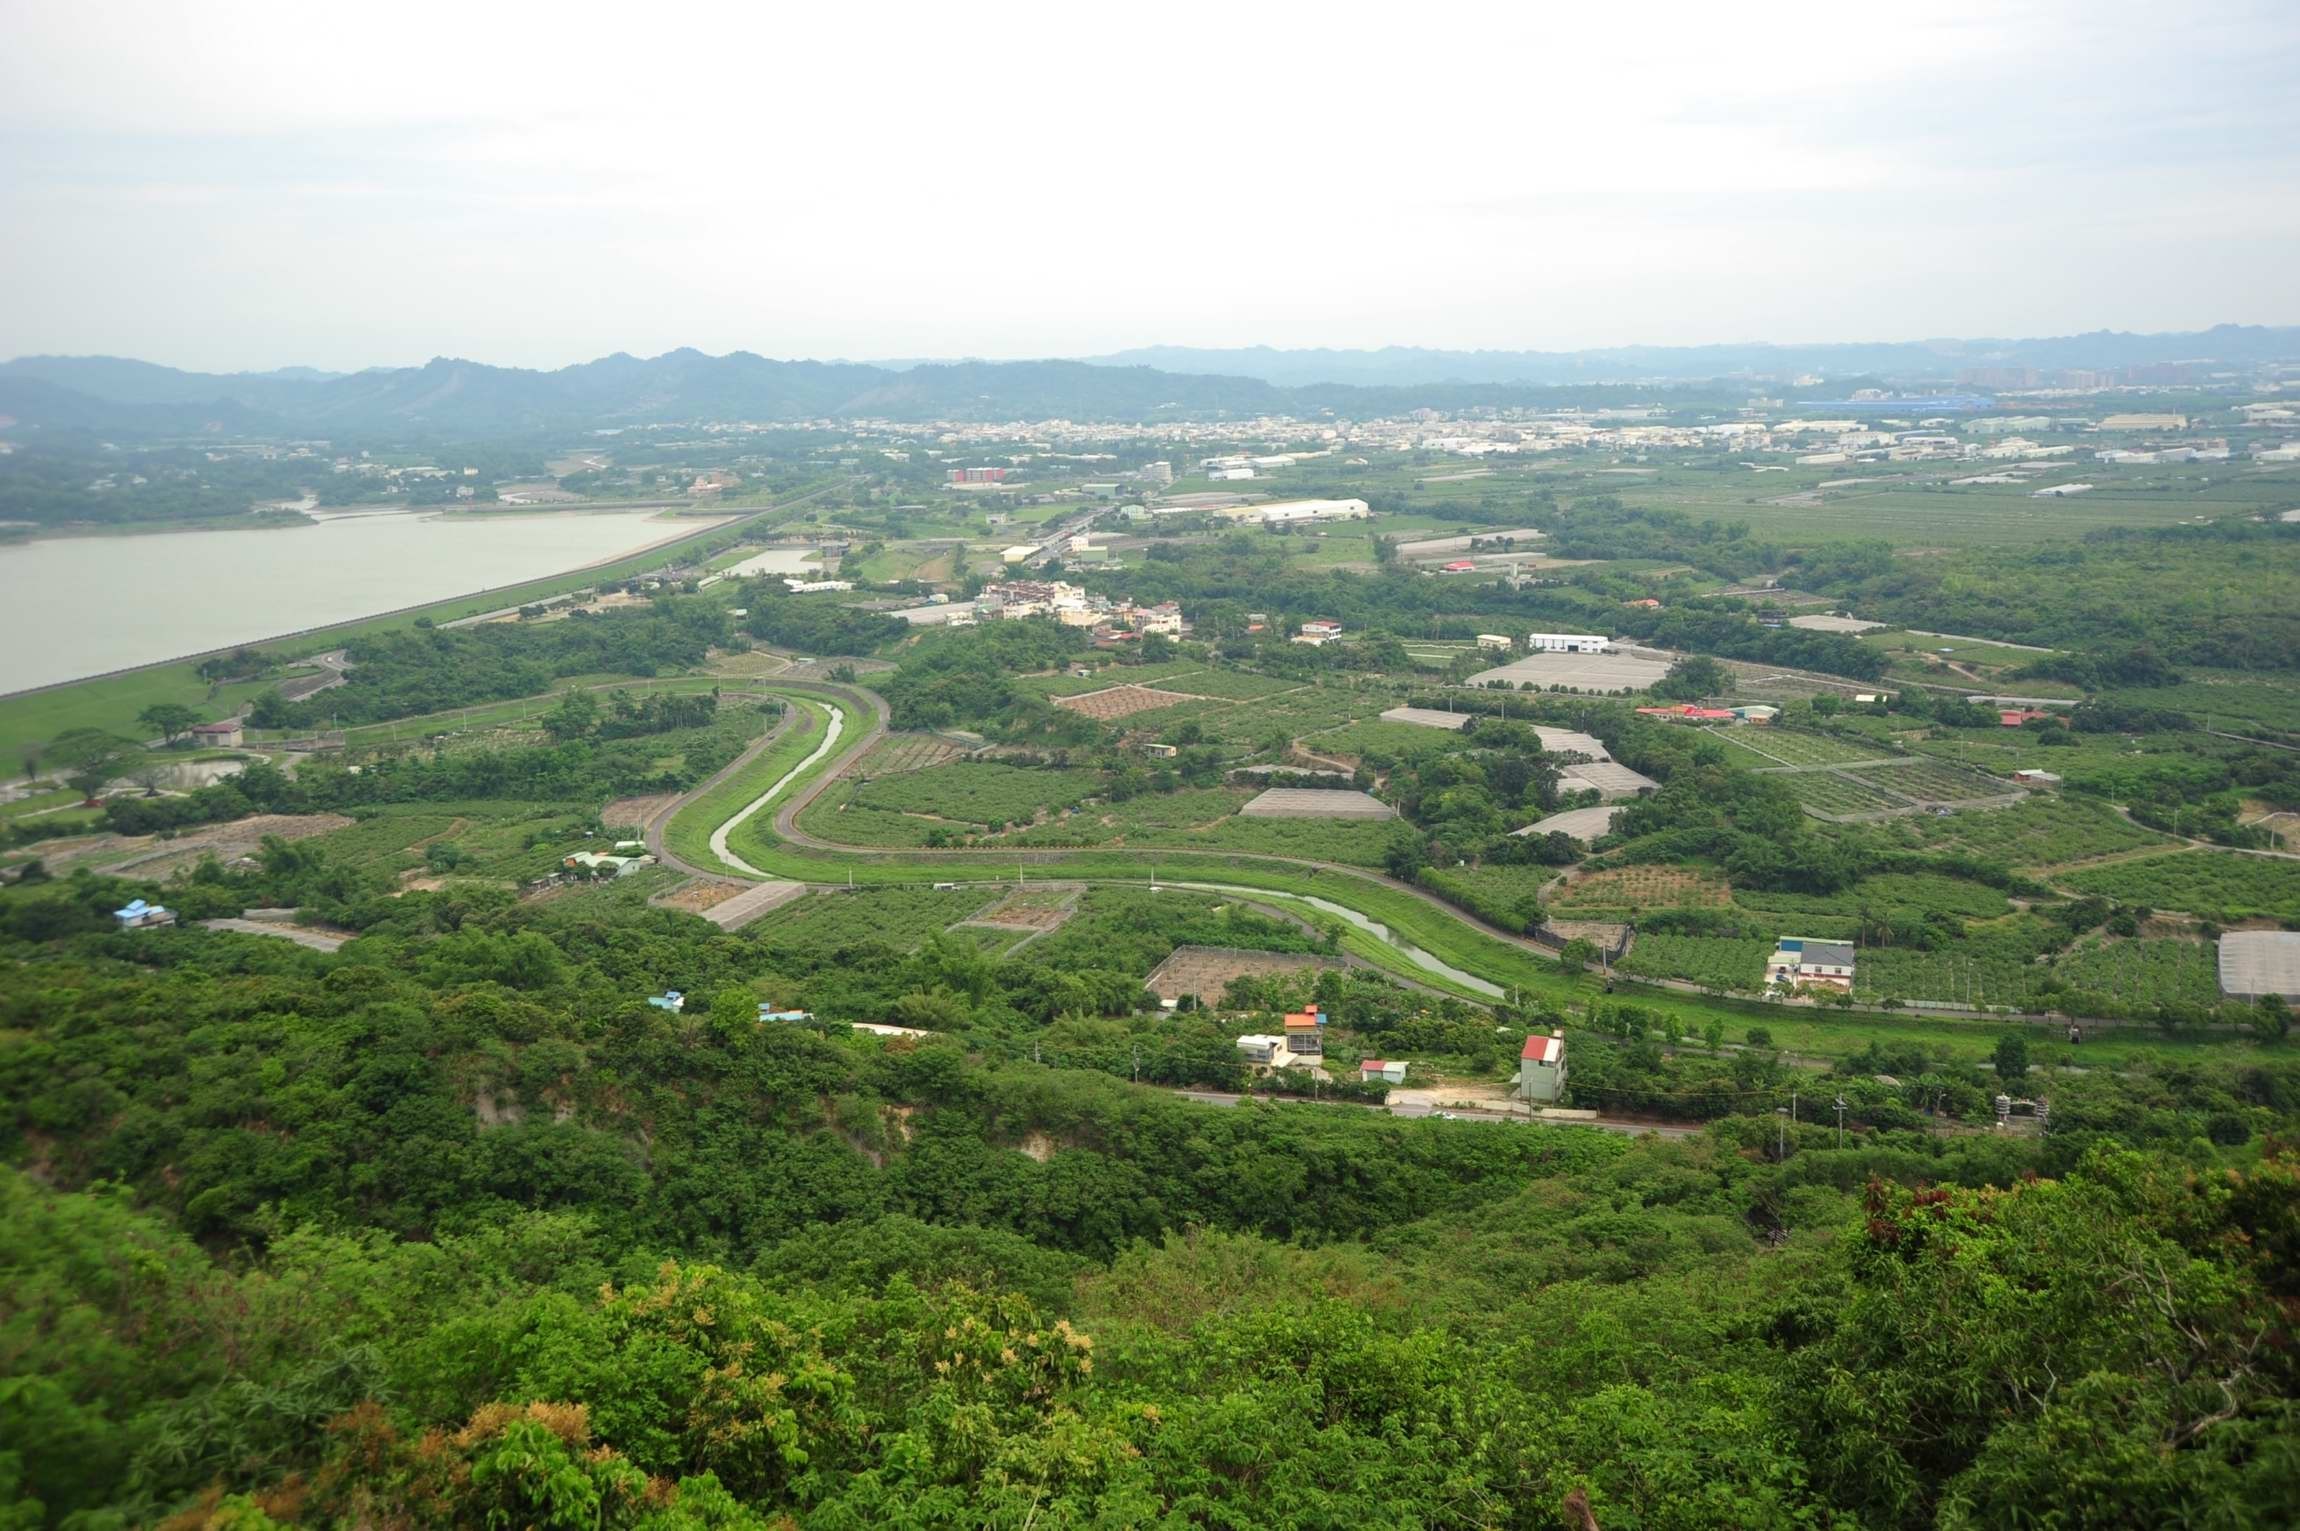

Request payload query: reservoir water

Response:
[0,509,738,694]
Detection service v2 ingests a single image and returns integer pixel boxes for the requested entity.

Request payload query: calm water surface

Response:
[0,510,731,693]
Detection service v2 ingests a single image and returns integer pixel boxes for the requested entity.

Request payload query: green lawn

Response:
[0,667,287,764]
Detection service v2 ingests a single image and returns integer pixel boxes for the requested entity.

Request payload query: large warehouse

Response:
[2217,931,2300,1004]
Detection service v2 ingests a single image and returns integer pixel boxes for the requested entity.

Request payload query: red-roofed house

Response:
[1999,709,2056,728]
[1281,1008,1325,1058]
[187,719,244,748]
[1357,1059,1407,1084]
[1515,1031,1568,1105]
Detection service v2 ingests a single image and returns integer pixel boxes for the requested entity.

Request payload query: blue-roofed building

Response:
[113,899,176,930]
[646,990,686,1012]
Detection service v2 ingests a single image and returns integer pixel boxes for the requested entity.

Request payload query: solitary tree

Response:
[1993,1032,2031,1083]
[138,703,201,748]
[47,728,137,803]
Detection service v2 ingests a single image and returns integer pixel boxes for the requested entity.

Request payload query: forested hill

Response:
[0,352,1735,434]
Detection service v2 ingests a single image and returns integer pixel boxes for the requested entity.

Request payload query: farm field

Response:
[1052,684,1207,721]
[1718,728,1892,767]
[852,762,1102,827]
[1779,772,1914,816]
[745,885,989,952]
[2108,672,2300,735]
[2060,850,2300,924]
[1853,918,2063,1008]
[1552,865,1730,913]
[854,733,969,775]
[310,799,597,884]
[1417,863,1557,931]
[1017,661,1207,699]
[1613,475,2256,547]
[1194,687,1376,746]
[1017,806,1400,868]
[1617,934,1771,991]
[961,887,1078,931]
[1846,758,2017,802]
[1732,872,2013,921]
[1303,719,1460,763]
[2053,938,2221,1010]
[1873,792,2168,868]
[1149,669,1301,700]
[1142,944,1341,1005]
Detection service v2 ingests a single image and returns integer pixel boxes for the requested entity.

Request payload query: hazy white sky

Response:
[3,0,2296,372]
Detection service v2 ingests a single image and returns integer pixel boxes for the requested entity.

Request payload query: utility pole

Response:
[1834,1094,1848,1149]
[1791,1088,1798,1129]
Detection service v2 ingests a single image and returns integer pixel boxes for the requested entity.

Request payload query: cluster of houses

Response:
[972,579,1185,642]
[1635,703,1780,724]
[1230,1009,1573,1109]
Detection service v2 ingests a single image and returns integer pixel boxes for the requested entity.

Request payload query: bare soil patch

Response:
[1143,944,1341,1005]
[67,813,356,876]
[1054,684,1206,721]
[961,887,1079,931]
[603,793,679,831]
[652,878,748,913]
[1552,865,1730,911]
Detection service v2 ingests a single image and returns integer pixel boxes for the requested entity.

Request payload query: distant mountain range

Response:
[1,325,2290,438]
[1079,325,2300,387]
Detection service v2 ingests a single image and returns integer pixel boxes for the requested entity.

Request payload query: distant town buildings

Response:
[1254,498,1371,526]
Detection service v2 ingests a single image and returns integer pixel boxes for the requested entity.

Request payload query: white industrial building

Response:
[1526,633,1614,654]
[1258,498,1371,525]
